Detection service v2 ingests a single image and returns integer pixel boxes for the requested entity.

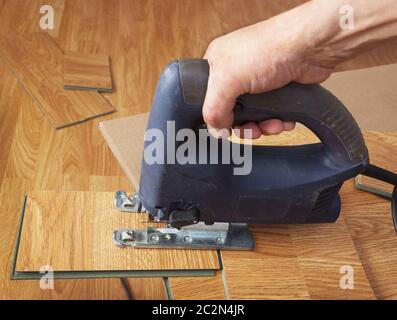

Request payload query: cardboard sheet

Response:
[323,63,397,131]
[99,114,148,190]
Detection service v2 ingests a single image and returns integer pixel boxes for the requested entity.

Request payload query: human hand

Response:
[202,2,337,139]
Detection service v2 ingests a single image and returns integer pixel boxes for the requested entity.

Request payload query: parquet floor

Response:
[1,0,397,299]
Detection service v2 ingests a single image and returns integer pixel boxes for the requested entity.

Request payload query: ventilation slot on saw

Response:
[311,184,341,214]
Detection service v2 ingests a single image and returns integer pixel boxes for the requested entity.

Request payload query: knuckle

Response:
[206,38,220,56]
[203,107,220,125]
[211,68,241,94]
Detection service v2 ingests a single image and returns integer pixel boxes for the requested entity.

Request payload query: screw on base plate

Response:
[114,191,147,213]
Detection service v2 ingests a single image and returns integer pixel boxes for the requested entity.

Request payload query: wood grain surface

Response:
[1,0,397,300]
[16,190,220,272]
[170,272,226,300]
[0,32,115,129]
[221,219,375,299]
[64,51,113,92]
[341,132,397,299]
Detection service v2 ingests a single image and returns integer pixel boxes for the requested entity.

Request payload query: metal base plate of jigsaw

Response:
[113,191,254,250]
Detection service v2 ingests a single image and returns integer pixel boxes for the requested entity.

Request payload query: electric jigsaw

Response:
[113,59,397,250]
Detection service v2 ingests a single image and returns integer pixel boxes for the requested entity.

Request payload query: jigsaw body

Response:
[139,60,369,226]
[113,59,371,250]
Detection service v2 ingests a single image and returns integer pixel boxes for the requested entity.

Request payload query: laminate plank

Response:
[0,32,115,129]
[1,174,166,299]
[289,218,375,299]
[170,272,226,300]
[15,190,220,273]
[0,178,130,300]
[32,119,94,189]
[57,0,120,113]
[3,84,44,180]
[221,220,374,299]
[0,65,22,185]
[2,279,128,300]
[222,250,311,299]
[126,278,168,300]
[64,51,113,92]
[0,0,40,35]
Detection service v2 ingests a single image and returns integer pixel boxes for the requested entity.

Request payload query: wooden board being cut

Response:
[14,191,220,277]
[64,51,113,93]
[0,33,115,129]
[99,114,148,189]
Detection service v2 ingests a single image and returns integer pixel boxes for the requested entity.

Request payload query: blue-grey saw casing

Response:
[138,59,369,226]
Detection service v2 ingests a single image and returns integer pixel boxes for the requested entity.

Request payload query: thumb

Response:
[202,67,240,138]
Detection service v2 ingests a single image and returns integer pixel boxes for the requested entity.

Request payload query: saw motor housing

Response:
[138,60,369,228]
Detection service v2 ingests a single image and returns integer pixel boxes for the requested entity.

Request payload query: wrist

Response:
[301,0,397,68]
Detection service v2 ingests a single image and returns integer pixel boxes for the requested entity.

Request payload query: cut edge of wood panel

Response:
[64,85,113,93]
[53,106,116,130]
[9,194,28,281]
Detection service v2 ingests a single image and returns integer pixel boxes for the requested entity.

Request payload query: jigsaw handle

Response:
[179,59,368,164]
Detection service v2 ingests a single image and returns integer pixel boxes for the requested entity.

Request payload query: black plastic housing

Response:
[138,60,369,225]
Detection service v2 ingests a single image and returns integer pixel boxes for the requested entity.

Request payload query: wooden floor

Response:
[1,0,397,300]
